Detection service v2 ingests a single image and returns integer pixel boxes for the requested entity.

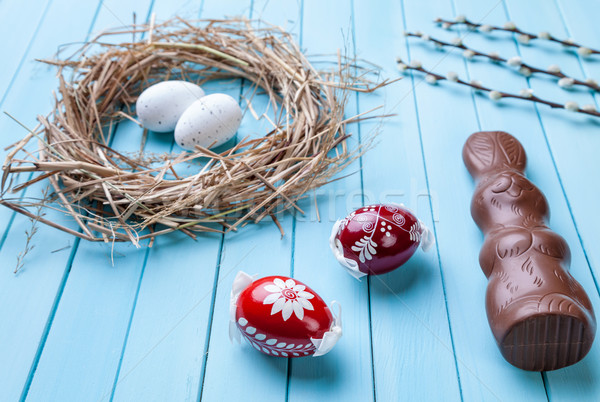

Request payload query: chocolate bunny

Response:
[463,131,596,371]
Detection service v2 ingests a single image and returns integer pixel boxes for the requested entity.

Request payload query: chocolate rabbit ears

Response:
[462,130,527,179]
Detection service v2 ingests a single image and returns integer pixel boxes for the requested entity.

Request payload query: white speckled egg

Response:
[136,80,205,132]
[174,93,242,150]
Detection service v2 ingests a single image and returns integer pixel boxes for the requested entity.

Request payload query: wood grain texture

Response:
[0,0,599,401]
[286,1,375,401]
[402,0,546,400]
[201,2,295,401]
[354,0,462,399]
[0,1,104,401]
[501,0,600,399]
[0,0,51,105]
[113,2,250,400]
[22,1,155,401]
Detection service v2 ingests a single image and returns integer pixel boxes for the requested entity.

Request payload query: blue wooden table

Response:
[1,0,599,401]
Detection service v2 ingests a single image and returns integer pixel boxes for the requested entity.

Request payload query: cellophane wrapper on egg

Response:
[330,204,434,278]
[229,271,342,357]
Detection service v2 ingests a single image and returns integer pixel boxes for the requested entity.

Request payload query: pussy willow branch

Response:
[396,58,600,118]
[435,16,600,57]
[404,31,600,92]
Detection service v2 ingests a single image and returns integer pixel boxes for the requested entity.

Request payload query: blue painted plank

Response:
[0,0,102,237]
[111,1,253,399]
[23,242,151,402]
[401,0,549,400]
[0,185,79,402]
[109,231,222,402]
[404,0,600,399]
[0,1,105,401]
[200,1,298,400]
[555,0,600,293]
[21,1,156,401]
[353,0,462,399]
[200,221,294,401]
[285,1,374,401]
[498,0,600,399]
[0,0,51,104]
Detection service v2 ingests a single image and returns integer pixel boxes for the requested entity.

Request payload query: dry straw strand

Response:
[1,18,391,246]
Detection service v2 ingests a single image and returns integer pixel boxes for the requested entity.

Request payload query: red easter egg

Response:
[329,204,434,277]
[229,272,342,357]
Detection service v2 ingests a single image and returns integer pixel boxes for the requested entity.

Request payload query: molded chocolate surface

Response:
[463,131,596,371]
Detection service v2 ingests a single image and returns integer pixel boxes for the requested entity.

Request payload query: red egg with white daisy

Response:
[229,272,342,357]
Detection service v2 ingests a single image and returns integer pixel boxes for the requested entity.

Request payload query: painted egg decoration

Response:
[330,204,434,278]
[136,80,205,132]
[229,271,342,357]
[174,93,242,150]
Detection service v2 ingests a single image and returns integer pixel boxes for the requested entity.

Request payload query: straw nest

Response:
[1,17,390,246]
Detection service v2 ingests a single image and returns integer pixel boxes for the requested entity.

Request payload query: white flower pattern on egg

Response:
[263,278,315,321]
[230,272,342,357]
